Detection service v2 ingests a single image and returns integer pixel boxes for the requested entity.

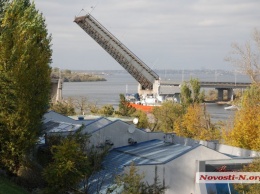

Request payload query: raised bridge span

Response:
[74,14,159,91]
[74,14,251,101]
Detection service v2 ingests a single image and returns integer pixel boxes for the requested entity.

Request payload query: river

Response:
[62,70,249,121]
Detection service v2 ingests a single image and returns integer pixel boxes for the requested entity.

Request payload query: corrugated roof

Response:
[87,139,197,193]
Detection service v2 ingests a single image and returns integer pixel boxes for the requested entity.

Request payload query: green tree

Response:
[0,0,8,15]
[151,101,183,132]
[50,99,76,116]
[117,94,136,116]
[99,104,114,116]
[42,130,109,194]
[89,102,99,114]
[115,163,166,194]
[132,110,149,129]
[0,0,52,174]
[180,78,204,108]
[42,135,89,193]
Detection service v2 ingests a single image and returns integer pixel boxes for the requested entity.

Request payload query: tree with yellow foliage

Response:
[174,103,220,141]
[222,84,260,151]
[234,157,260,193]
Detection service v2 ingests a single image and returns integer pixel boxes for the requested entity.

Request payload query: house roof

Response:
[87,139,198,193]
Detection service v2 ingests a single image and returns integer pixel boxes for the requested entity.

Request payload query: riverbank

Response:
[51,69,106,82]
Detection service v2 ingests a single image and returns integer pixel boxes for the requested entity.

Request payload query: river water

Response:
[62,70,250,121]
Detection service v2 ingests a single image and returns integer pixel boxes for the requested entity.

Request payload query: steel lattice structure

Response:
[74,14,159,90]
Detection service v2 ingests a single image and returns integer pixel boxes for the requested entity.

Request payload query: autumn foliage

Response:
[222,84,260,151]
[174,104,221,141]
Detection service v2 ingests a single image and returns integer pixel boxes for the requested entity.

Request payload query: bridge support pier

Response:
[227,88,234,101]
[217,88,234,101]
[217,89,224,101]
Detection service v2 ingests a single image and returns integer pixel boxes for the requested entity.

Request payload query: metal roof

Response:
[45,121,82,133]
[87,139,197,193]
[114,139,193,165]
[82,117,112,134]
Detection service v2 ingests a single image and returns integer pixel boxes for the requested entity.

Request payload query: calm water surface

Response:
[62,71,247,121]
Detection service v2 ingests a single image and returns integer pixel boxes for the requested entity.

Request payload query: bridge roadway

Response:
[201,81,251,101]
[199,81,251,89]
[160,80,251,101]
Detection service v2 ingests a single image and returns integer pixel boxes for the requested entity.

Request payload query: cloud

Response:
[34,0,260,70]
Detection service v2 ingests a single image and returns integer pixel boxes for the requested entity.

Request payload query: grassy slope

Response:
[0,177,29,194]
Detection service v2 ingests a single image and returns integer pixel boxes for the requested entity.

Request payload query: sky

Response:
[34,0,260,71]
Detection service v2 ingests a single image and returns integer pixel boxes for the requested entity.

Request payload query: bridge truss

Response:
[74,14,159,90]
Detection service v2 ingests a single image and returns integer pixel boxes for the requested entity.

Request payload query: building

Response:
[41,111,259,194]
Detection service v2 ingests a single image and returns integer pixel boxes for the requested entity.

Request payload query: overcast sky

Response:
[34,0,260,71]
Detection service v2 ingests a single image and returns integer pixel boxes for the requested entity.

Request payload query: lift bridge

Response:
[74,14,161,96]
[74,14,251,102]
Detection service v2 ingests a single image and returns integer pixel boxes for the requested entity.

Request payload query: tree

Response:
[222,84,260,151]
[42,129,109,194]
[74,96,89,115]
[50,99,76,116]
[64,69,71,75]
[114,163,166,194]
[132,110,149,129]
[226,28,260,84]
[89,102,99,114]
[180,78,204,108]
[151,101,183,132]
[0,0,52,174]
[174,104,221,141]
[117,94,136,116]
[42,133,89,193]
[116,163,144,194]
[234,157,260,194]
[0,0,8,15]
[99,104,114,116]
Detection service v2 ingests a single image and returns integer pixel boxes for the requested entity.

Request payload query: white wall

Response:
[173,135,260,157]
[89,120,165,148]
[131,146,231,194]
